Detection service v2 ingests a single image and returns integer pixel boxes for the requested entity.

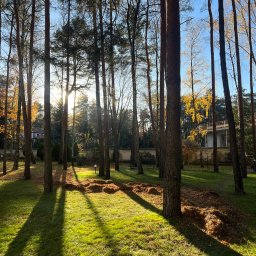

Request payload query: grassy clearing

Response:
[0,162,255,255]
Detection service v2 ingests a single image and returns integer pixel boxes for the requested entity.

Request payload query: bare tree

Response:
[218,0,244,193]
[145,0,160,171]
[127,0,143,174]
[44,0,53,192]
[93,0,105,176]
[248,0,256,160]
[99,0,110,179]
[3,15,14,175]
[110,0,119,171]
[208,0,218,172]
[14,0,30,179]
[231,0,247,178]
[62,0,71,171]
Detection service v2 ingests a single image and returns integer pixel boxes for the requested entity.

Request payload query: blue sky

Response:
[48,0,253,106]
[0,0,251,109]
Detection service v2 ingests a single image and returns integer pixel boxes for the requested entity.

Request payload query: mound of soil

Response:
[87,184,103,193]
[146,187,161,195]
[103,185,119,194]
[65,183,86,192]
[1,166,247,245]
[180,188,246,244]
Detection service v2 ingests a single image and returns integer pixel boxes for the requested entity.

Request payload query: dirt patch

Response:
[1,167,247,245]
[146,187,162,195]
[87,184,103,193]
[103,185,120,194]
[64,183,86,192]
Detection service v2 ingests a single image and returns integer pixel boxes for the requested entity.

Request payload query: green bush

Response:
[52,144,60,161]
[76,155,88,166]
[36,143,74,162]
[37,144,44,160]
[140,152,156,165]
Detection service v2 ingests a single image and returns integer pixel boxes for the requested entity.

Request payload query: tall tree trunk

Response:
[159,0,166,178]
[154,19,160,167]
[63,0,71,171]
[12,89,21,171]
[59,64,64,164]
[127,0,143,174]
[248,0,256,160]
[99,0,110,179]
[231,0,247,178]
[3,15,14,175]
[93,0,105,176]
[218,0,244,193]
[44,0,53,192]
[163,0,182,218]
[27,0,36,169]
[145,0,159,168]
[208,0,218,172]
[71,65,77,167]
[14,0,30,179]
[110,0,119,171]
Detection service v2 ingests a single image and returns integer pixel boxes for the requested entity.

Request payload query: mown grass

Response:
[0,162,255,255]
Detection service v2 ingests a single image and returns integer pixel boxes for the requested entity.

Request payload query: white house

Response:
[202,121,229,148]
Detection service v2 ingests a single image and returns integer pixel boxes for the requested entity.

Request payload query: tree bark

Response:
[71,65,77,167]
[231,0,247,178]
[159,0,166,178]
[44,0,53,192]
[110,0,119,171]
[218,0,244,193]
[145,0,159,169]
[14,0,30,179]
[59,64,64,164]
[27,0,36,169]
[3,15,14,175]
[12,89,21,171]
[248,0,256,160]
[99,0,110,179]
[208,0,218,172]
[163,0,182,218]
[63,0,71,171]
[127,0,143,174]
[93,0,105,176]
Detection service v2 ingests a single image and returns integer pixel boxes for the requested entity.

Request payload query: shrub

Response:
[52,144,60,161]
[37,144,44,160]
[76,155,88,166]
[140,152,156,165]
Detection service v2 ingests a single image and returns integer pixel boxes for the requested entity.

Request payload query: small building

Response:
[32,129,44,140]
[202,121,229,149]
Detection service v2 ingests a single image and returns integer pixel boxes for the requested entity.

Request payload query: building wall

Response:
[205,131,229,148]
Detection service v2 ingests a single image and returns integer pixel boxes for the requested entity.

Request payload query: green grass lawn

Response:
[0,162,256,255]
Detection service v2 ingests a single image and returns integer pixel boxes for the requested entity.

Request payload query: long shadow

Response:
[123,190,242,256]
[4,168,66,256]
[83,194,119,255]
[72,166,119,255]
[116,168,161,184]
[72,167,242,255]
[37,169,66,255]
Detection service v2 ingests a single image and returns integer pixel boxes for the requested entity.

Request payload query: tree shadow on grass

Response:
[83,193,120,255]
[122,190,242,256]
[4,168,66,256]
[72,167,120,255]
[115,168,161,184]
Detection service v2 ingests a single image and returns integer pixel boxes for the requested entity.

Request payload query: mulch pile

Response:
[1,167,247,244]
[59,178,247,244]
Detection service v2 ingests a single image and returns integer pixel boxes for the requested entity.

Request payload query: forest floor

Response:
[0,162,256,256]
